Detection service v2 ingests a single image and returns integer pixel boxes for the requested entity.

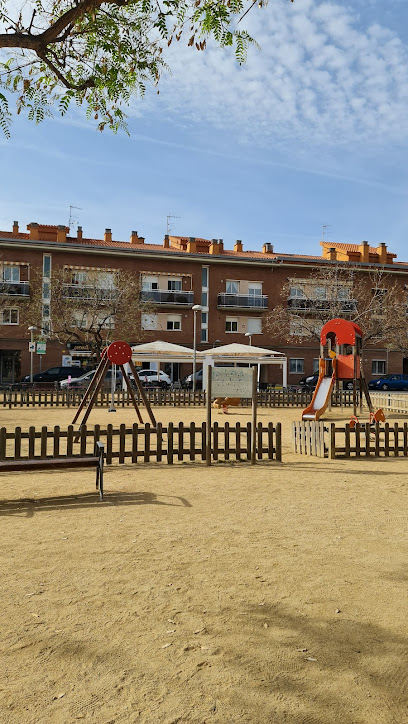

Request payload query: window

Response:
[289,358,304,374]
[247,317,262,334]
[142,275,159,291]
[289,286,304,298]
[142,313,158,330]
[168,278,182,291]
[71,271,88,285]
[3,266,20,282]
[167,314,182,331]
[289,320,306,336]
[313,358,320,373]
[43,255,51,278]
[248,283,262,297]
[226,317,238,333]
[202,267,208,287]
[226,280,239,295]
[201,328,208,342]
[337,287,350,300]
[42,281,50,300]
[201,292,208,307]
[372,360,386,375]
[314,286,326,300]
[2,308,19,324]
[98,272,115,289]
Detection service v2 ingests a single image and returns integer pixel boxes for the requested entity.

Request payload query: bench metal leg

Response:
[95,441,105,501]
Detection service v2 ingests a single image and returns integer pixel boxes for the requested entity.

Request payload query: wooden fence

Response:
[292,421,327,457]
[0,388,357,409]
[293,420,408,459]
[363,393,408,415]
[0,421,281,465]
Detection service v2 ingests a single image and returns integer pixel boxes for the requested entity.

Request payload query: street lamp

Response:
[192,304,202,393]
[28,326,37,383]
[245,332,252,346]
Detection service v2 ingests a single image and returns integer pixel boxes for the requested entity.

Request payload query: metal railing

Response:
[287,297,357,313]
[141,289,194,305]
[62,284,117,301]
[217,293,268,309]
[0,281,30,296]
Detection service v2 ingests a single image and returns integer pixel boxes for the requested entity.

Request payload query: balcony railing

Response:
[287,297,357,313]
[62,284,117,302]
[217,293,268,309]
[0,281,30,297]
[141,289,194,306]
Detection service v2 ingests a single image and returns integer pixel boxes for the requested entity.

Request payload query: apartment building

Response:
[0,221,406,385]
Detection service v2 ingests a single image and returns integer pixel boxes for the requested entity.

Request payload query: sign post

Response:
[251,366,258,465]
[206,366,257,466]
[206,365,212,467]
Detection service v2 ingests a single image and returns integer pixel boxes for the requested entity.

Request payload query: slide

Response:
[302,373,335,421]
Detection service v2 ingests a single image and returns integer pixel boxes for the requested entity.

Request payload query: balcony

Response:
[217,293,268,310]
[141,289,194,306]
[62,284,117,302]
[287,297,357,313]
[0,281,30,297]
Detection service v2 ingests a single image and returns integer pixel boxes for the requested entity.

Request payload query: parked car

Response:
[182,368,203,390]
[368,374,408,391]
[21,366,84,387]
[60,368,123,390]
[131,369,172,388]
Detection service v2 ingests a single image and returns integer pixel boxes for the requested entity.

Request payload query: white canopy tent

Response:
[199,343,287,390]
[131,340,195,364]
[130,340,195,385]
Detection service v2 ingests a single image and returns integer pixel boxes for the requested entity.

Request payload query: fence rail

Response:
[0,388,357,409]
[364,393,408,415]
[0,421,281,465]
[292,420,408,459]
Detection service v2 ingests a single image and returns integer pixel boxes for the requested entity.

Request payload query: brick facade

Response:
[0,221,406,384]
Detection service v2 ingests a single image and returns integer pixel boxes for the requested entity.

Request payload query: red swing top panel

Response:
[320,318,363,346]
[106,341,132,365]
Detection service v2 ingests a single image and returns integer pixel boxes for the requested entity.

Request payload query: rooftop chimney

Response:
[210,238,221,255]
[262,243,274,254]
[359,241,370,263]
[163,234,170,248]
[12,221,19,235]
[28,222,39,240]
[130,230,144,245]
[104,228,112,243]
[77,226,83,241]
[328,247,337,261]
[57,225,67,243]
[377,242,388,264]
[234,240,243,253]
[187,236,197,253]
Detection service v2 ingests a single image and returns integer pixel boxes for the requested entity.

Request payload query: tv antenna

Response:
[166,213,180,235]
[322,224,331,241]
[69,205,83,230]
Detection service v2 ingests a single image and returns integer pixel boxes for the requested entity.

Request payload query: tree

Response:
[264,263,408,350]
[0,0,291,136]
[30,266,153,361]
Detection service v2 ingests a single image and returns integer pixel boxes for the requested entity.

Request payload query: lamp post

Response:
[192,304,202,393]
[245,332,252,346]
[28,326,37,383]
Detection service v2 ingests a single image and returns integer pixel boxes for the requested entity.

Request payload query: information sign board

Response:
[62,355,72,367]
[211,367,253,398]
[36,342,46,355]
[28,342,35,353]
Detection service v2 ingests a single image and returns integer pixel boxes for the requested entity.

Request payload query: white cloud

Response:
[136,0,408,148]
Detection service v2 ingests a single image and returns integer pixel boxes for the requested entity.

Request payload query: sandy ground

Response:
[1,403,408,724]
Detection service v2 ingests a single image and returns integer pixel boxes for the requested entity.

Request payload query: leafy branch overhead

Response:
[0,0,291,135]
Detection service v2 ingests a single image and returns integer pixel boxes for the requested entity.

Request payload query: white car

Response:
[133,369,172,388]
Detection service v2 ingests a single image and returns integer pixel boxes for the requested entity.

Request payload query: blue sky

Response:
[1,0,408,258]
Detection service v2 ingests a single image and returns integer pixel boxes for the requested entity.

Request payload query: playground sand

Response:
[1,405,408,723]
